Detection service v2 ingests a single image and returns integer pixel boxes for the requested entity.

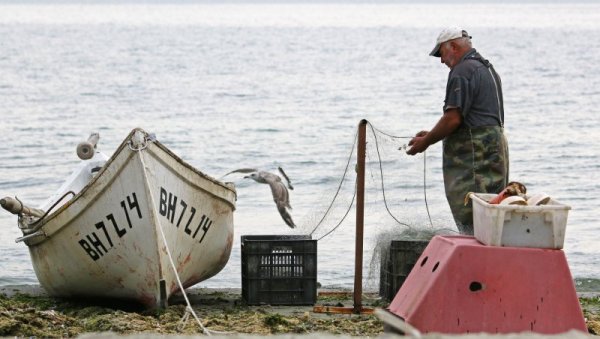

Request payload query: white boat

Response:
[2,129,236,308]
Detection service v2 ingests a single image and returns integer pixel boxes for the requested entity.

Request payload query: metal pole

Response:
[354,119,367,313]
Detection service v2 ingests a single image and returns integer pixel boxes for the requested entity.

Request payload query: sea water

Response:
[0,2,599,290]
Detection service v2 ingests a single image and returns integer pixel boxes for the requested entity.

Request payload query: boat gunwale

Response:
[25,128,237,243]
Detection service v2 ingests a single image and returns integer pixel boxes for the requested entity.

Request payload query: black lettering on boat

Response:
[184,207,197,235]
[167,192,177,223]
[86,232,108,257]
[121,201,132,229]
[195,217,212,244]
[107,213,126,238]
[192,215,206,238]
[159,188,167,216]
[121,192,142,228]
[157,187,213,243]
[79,239,100,261]
[95,221,113,247]
[176,200,188,228]
[127,193,142,219]
[79,192,143,261]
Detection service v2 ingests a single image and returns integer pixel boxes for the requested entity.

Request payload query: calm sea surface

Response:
[0,3,599,291]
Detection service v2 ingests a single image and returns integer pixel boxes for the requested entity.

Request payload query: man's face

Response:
[439,41,459,69]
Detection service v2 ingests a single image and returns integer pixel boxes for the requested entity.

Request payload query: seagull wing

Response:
[266,177,296,228]
[276,202,296,228]
[278,166,294,190]
[220,168,259,179]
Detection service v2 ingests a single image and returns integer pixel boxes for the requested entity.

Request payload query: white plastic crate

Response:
[470,193,571,249]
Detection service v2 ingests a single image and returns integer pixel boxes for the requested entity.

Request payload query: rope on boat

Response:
[136,144,214,336]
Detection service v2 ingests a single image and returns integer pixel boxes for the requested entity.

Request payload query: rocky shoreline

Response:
[0,285,598,338]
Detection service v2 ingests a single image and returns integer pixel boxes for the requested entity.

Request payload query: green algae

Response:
[0,291,384,337]
[580,296,600,313]
[0,290,598,337]
[580,296,600,335]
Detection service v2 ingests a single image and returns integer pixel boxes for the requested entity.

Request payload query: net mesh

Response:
[296,120,457,290]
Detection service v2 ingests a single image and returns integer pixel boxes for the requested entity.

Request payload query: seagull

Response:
[222,167,295,228]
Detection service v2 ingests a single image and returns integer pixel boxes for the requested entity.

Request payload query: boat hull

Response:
[25,129,236,308]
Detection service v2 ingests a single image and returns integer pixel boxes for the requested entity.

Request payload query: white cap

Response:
[429,27,471,57]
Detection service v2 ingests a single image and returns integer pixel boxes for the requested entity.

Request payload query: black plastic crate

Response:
[241,235,317,305]
[380,239,429,301]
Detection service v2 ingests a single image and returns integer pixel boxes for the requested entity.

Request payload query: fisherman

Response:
[406,27,509,235]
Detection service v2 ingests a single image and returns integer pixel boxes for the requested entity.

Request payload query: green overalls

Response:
[443,126,509,234]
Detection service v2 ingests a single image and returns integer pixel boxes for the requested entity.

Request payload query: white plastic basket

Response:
[470,193,571,249]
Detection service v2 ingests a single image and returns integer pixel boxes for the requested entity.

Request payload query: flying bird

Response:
[222,167,295,228]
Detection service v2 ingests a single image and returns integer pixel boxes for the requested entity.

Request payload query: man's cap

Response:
[429,27,471,57]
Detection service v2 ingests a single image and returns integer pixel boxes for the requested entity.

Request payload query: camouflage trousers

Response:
[443,126,509,235]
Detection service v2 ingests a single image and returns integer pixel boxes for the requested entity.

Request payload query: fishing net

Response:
[296,120,457,291]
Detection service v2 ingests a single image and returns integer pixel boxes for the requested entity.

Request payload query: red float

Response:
[387,235,587,334]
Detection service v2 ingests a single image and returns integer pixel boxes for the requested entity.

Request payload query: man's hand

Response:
[407,131,430,155]
[405,109,462,156]
[414,130,428,138]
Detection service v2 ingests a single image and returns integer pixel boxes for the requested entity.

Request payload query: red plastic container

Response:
[387,235,586,334]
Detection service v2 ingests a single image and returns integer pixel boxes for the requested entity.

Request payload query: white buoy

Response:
[76,132,100,160]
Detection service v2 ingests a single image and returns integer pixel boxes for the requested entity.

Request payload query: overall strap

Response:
[465,54,504,127]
